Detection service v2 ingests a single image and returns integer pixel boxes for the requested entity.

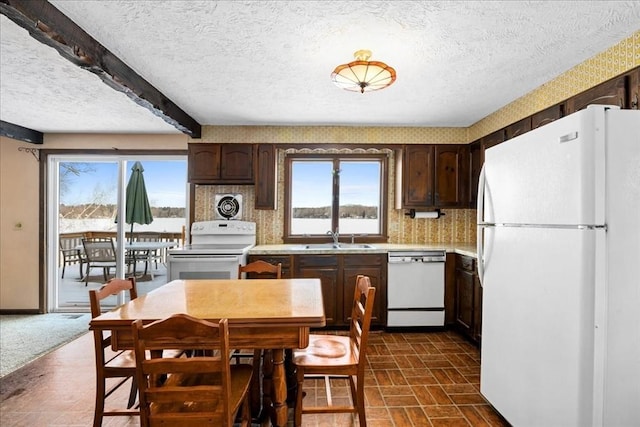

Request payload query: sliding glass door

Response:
[47,155,187,312]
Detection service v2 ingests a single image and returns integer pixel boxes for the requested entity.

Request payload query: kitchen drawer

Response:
[343,253,385,266]
[296,255,339,268]
[457,255,475,271]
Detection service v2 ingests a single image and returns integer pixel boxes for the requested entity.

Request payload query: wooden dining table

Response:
[89,278,326,426]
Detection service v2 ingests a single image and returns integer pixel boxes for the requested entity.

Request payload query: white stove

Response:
[167,220,256,281]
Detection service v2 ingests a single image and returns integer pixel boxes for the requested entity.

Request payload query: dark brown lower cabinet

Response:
[295,255,340,327]
[342,254,386,327]
[454,254,482,344]
[249,253,386,328]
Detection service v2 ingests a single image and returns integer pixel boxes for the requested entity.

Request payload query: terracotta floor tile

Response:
[387,369,409,385]
[372,369,394,386]
[364,386,385,407]
[0,329,507,427]
[404,406,430,426]
[412,387,436,406]
[446,368,472,384]
[432,368,456,384]
[405,374,439,386]
[458,405,492,427]
[383,394,420,407]
[442,383,479,394]
[379,385,414,396]
[388,407,414,427]
[474,404,511,427]
[365,406,391,420]
[422,404,464,418]
[449,393,488,405]
[430,417,472,427]
[427,385,455,404]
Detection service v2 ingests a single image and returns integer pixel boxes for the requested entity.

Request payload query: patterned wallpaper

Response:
[470,30,640,140]
[193,31,638,245]
[195,148,476,245]
[200,125,467,145]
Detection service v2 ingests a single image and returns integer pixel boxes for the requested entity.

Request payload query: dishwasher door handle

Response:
[388,255,446,263]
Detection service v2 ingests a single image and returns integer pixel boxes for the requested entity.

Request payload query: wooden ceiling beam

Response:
[0,120,44,144]
[0,0,202,138]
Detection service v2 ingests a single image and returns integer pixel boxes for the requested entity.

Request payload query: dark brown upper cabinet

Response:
[402,145,435,208]
[434,145,468,207]
[254,144,277,210]
[628,67,639,110]
[505,117,532,141]
[400,144,467,209]
[480,129,506,165]
[188,143,254,184]
[531,103,565,130]
[566,74,627,114]
[468,141,482,208]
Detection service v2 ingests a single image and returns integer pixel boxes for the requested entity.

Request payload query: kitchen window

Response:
[284,153,388,242]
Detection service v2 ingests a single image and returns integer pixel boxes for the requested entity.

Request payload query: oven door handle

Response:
[168,256,240,263]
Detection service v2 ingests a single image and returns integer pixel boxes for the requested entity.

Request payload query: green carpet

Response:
[0,313,91,377]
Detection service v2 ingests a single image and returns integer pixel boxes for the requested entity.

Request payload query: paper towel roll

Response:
[406,209,442,219]
[412,211,440,219]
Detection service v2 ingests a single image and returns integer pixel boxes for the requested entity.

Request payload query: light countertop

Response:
[249,242,477,258]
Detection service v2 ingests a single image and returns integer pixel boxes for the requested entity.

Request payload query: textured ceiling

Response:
[1,1,639,134]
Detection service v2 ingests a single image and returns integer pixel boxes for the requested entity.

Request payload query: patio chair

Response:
[59,233,86,278]
[82,238,117,286]
[129,233,162,277]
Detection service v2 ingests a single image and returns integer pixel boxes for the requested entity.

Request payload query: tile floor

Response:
[0,329,509,426]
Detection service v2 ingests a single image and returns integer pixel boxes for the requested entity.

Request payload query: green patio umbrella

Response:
[125,161,153,243]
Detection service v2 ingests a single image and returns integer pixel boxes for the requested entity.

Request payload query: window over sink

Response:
[284,152,388,243]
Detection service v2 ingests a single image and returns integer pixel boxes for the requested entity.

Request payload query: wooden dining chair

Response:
[236,260,283,416]
[293,274,376,427]
[132,314,253,427]
[89,277,139,427]
[238,259,282,279]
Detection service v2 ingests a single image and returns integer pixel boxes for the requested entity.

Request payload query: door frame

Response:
[42,149,187,313]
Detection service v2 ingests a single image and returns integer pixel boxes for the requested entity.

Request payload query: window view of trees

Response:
[287,154,385,237]
[58,160,186,234]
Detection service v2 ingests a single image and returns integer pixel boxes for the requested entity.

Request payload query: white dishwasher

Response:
[387,250,446,327]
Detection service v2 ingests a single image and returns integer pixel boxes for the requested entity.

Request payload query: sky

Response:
[292,160,380,207]
[60,158,379,208]
[60,160,187,207]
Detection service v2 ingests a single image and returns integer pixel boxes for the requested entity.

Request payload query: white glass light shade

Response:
[331,50,396,93]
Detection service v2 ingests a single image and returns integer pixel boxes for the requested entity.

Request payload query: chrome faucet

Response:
[327,228,339,246]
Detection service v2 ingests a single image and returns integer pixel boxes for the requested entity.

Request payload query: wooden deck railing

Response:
[79,229,186,247]
[59,227,186,270]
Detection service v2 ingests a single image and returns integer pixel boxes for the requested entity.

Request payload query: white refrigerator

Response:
[477,105,640,427]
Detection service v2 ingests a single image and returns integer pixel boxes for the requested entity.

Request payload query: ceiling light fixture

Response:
[331,50,396,94]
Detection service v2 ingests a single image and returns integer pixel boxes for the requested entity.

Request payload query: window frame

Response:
[283,152,388,243]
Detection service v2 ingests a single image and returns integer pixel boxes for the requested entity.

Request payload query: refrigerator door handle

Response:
[477,164,486,286]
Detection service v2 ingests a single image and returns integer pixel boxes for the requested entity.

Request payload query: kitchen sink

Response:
[300,243,376,250]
